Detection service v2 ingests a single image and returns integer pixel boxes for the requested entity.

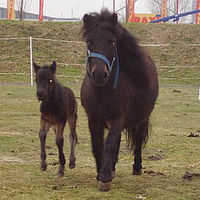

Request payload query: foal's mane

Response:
[82,9,154,88]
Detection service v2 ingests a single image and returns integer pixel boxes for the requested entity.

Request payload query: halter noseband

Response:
[86,46,119,89]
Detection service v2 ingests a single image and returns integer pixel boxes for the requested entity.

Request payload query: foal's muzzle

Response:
[37,89,47,101]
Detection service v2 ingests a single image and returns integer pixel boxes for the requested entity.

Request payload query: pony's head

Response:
[33,61,57,101]
[82,9,121,87]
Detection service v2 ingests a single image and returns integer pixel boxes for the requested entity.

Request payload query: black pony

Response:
[81,10,158,191]
[33,61,78,177]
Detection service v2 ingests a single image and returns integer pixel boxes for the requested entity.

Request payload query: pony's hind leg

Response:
[54,123,66,177]
[67,113,78,169]
[39,118,50,171]
[132,120,149,175]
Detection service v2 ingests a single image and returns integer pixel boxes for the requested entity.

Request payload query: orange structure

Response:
[127,0,161,23]
[127,0,135,22]
[197,0,200,24]
[7,0,15,20]
[161,0,167,18]
[39,0,44,22]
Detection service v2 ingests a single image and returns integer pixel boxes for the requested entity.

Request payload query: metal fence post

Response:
[30,36,33,86]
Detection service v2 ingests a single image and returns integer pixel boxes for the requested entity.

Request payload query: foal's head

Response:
[33,61,57,101]
[82,9,121,86]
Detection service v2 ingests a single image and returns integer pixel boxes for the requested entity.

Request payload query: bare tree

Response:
[147,0,192,22]
[16,0,32,20]
[16,0,25,20]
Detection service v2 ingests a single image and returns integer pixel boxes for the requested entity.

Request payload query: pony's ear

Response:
[50,61,57,73]
[83,14,93,28]
[33,62,41,73]
[110,13,118,25]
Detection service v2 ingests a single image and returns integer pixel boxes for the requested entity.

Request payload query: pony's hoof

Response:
[97,181,112,191]
[132,169,142,175]
[58,172,64,178]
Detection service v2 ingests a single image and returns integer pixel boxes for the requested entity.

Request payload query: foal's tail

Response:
[125,120,151,151]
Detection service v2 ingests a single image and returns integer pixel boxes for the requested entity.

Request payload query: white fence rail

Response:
[0,37,199,89]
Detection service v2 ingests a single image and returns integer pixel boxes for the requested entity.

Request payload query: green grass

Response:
[0,20,200,199]
[0,80,200,200]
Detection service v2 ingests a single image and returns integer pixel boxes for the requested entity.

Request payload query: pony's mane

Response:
[82,9,121,40]
[82,9,154,88]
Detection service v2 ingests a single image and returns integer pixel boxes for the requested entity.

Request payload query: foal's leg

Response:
[132,120,149,175]
[39,118,50,171]
[88,118,104,180]
[98,117,123,191]
[67,113,78,169]
[54,123,66,177]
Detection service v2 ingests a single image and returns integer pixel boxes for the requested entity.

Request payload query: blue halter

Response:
[86,47,119,89]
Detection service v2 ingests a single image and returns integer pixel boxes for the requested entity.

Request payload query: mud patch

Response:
[173,89,181,93]
[183,171,200,180]
[144,170,165,176]
[147,154,164,161]
[187,132,199,137]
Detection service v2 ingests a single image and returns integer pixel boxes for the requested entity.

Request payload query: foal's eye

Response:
[49,79,53,83]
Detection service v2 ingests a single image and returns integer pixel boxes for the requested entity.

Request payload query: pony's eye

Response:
[49,79,53,83]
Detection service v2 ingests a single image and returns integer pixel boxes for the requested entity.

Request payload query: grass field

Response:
[0,80,200,200]
[0,20,200,199]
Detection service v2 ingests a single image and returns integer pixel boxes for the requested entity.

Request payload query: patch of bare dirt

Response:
[187,132,200,137]
[0,156,24,163]
[147,154,164,161]
[183,171,200,180]
[0,131,22,136]
[144,170,165,176]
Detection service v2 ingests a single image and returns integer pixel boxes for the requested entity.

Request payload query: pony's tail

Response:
[125,120,151,151]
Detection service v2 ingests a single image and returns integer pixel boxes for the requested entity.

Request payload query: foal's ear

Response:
[50,61,57,73]
[83,14,93,28]
[33,62,41,73]
[109,13,118,25]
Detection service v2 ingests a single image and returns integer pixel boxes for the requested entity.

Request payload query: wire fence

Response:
[0,36,199,90]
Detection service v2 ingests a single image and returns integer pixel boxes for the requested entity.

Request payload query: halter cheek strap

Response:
[86,47,119,89]
[87,50,113,72]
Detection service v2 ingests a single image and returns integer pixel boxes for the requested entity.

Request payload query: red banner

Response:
[7,0,15,20]
[39,0,44,22]
[196,0,200,24]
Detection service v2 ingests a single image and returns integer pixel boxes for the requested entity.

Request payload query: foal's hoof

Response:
[69,162,76,169]
[41,164,47,171]
[132,169,142,175]
[97,181,112,191]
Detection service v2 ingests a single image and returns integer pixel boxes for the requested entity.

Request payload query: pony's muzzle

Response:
[90,63,109,86]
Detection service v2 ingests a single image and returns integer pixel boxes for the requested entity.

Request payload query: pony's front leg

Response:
[55,123,66,177]
[98,117,123,191]
[39,118,50,171]
[88,118,104,179]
